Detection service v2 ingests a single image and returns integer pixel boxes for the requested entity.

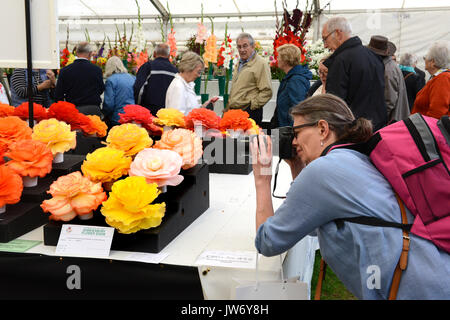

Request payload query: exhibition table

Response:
[0,159,318,300]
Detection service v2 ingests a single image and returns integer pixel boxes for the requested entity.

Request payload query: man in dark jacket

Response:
[320,17,387,131]
[55,42,105,116]
[133,43,178,115]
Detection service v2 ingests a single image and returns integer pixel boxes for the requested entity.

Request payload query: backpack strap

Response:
[388,194,410,300]
[333,194,410,300]
[403,72,414,81]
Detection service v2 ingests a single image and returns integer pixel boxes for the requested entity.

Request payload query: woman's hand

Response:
[251,133,275,231]
[250,134,273,185]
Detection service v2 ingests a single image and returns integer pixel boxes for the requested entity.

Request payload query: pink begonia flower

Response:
[195,23,208,44]
[129,148,184,187]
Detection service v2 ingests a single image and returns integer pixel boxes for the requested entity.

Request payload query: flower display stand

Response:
[202,137,252,175]
[50,154,85,178]
[0,202,49,243]
[69,131,104,155]
[43,163,210,253]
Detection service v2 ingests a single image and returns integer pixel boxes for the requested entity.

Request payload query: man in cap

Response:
[368,36,410,122]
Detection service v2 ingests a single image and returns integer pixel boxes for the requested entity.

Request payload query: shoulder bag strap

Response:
[388,193,410,300]
[403,72,414,81]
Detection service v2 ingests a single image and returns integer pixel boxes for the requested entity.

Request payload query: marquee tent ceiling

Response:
[57,0,449,19]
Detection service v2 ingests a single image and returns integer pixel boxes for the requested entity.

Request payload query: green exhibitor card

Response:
[0,239,41,253]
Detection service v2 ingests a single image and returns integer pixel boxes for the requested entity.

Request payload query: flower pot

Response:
[78,212,94,220]
[53,152,64,164]
[158,185,167,193]
[0,205,5,214]
[217,75,226,96]
[207,67,214,80]
[201,94,210,104]
[194,77,202,95]
[23,176,38,188]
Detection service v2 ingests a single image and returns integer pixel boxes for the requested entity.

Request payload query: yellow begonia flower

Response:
[247,118,261,135]
[106,123,153,157]
[31,118,76,155]
[100,176,166,234]
[81,147,132,183]
[154,108,186,128]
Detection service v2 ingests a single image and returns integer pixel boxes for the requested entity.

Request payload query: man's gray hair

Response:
[236,32,255,46]
[399,53,415,67]
[76,42,94,56]
[154,43,171,57]
[425,41,450,69]
[326,17,352,36]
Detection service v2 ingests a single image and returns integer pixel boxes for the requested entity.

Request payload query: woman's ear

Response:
[317,119,330,139]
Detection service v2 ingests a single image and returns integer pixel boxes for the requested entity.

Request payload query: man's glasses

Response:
[322,30,336,43]
[237,43,250,50]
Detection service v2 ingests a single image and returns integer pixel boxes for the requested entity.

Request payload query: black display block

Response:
[68,131,104,155]
[50,154,85,178]
[0,202,49,243]
[21,175,54,202]
[43,164,210,253]
[202,137,253,175]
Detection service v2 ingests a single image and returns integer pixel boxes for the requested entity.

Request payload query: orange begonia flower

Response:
[0,116,33,147]
[0,104,15,117]
[0,164,23,207]
[5,139,53,178]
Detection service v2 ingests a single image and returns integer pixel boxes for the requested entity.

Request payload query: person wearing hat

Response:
[320,17,387,131]
[368,36,409,122]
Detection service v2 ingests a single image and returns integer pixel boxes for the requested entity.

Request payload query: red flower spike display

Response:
[272,4,314,69]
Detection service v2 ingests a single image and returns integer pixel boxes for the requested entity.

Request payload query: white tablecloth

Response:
[16,157,318,300]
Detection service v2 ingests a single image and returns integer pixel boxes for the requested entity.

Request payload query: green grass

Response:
[310,251,358,300]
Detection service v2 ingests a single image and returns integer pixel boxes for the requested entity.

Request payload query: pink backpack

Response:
[331,113,450,254]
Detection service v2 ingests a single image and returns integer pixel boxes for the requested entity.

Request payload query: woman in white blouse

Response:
[165,51,218,115]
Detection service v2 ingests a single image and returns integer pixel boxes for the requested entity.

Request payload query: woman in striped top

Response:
[10,68,56,107]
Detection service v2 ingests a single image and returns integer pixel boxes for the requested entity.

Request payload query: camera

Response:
[273,126,296,159]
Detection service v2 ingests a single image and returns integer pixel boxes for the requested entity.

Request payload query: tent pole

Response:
[25,0,34,128]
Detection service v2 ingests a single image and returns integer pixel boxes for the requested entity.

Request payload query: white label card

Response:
[195,250,256,269]
[125,252,169,264]
[55,224,114,258]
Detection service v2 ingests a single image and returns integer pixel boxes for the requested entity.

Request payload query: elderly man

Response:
[133,43,178,114]
[55,42,105,116]
[368,36,409,122]
[399,53,426,110]
[320,17,387,130]
[227,33,272,126]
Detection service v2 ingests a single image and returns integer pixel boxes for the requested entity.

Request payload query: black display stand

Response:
[50,154,85,177]
[0,202,49,243]
[68,131,104,155]
[43,164,210,253]
[202,136,253,175]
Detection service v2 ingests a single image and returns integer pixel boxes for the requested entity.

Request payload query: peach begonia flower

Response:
[0,164,23,208]
[31,118,76,155]
[154,108,186,128]
[153,128,203,170]
[0,116,32,147]
[106,123,153,157]
[5,139,53,178]
[0,104,16,117]
[100,176,166,234]
[81,147,132,183]
[129,148,184,187]
[41,171,107,221]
